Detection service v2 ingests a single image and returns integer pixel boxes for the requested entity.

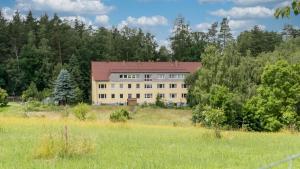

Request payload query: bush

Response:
[23,100,43,112]
[73,103,89,120]
[0,88,8,107]
[193,105,226,138]
[110,109,130,122]
[155,94,165,108]
[34,128,94,159]
[22,82,39,101]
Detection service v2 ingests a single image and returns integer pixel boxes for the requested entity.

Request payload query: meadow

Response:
[0,102,300,169]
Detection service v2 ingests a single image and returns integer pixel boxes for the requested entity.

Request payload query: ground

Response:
[0,102,300,169]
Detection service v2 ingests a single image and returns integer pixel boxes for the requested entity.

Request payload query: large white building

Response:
[91,61,201,105]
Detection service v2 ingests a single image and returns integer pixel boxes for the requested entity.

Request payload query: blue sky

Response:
[1,0,299,47]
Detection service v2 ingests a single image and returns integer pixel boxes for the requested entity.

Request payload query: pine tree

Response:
[53,69,76,105]
[208,22,218,44]
[218,18,232,49]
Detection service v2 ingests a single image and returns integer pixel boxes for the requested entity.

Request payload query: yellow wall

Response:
[91,79,188,105]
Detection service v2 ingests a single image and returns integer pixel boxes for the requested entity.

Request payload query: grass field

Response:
[0,103,300,169]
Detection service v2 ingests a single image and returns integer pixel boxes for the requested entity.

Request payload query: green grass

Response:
[0,103,300,169]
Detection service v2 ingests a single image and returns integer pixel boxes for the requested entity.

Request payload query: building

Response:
[91,61,201,105]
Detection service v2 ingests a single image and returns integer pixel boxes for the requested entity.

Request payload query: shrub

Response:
[73,103,89,120]
[23,100,43,112]
[34,128,94,159]
[155,94,165,108]
[0,88,8,107]
[22,82,39,101]
[194,105,226,138]
[110,109,130,122]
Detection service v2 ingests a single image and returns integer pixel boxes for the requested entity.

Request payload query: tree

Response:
[218,18,232,49]
[170,16,192,61]
[53,69,76,105]
[0,88,8,107]
[194,105,226,138]
[21,82,39,101]
[282,24,300,39]
[275,0,300,18]
[156,46,171,61]
[244,60,300,131]
[237,26,282,56]
[207,22,218,44]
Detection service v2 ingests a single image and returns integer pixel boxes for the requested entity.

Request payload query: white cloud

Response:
[195,22,211,32]
[211,6,274,19]
[95,15,109,25]
[1,7,25,21]
[198,0,286,6]
[16,0,113,14]
[195,19,267,38]
[118,16,168,29]
[60,16,93,26]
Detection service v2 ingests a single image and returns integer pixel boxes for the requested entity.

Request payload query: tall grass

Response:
[0,117,300,169]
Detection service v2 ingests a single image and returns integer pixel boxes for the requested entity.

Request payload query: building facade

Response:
[91,62,201,105]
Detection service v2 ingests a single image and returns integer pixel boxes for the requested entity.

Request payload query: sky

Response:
[0,0,299,47]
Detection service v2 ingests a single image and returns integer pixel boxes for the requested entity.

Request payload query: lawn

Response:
[0,103,300,169]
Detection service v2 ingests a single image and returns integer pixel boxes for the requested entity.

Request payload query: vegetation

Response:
[189,37,300,131]
[53,69,76,105]
[109,109,131,122]
[0,115,300,169]
[0,87,8,107]
[275,0,300,18]
[73,103,89,120]
[155,94,165,108]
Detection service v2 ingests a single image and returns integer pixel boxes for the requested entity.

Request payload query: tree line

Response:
[1,10,293,102]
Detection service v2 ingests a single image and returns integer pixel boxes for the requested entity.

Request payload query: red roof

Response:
[91,61,202,81]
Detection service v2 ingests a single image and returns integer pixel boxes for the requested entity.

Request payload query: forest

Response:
[1,7,300,132]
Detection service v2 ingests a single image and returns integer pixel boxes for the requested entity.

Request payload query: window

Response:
[99,94,106,99]
[124,74,128,78]
[111,94,115,98]
[144,84,152,89]
[120,84,123,89]
[169,84,177,88]
[181,84,187,88]
[119,75,123,79]
[111,84,115,89]
[178,74,186,79]
[128,75,132,79]
[128,94,132,99]
[158,93,165,98]
[99,84,106,89]
[136,84,140,89]
[120,94,123,98]
[158,74,165,79]
[157,84,165,89]
[145,93,153,98]
[170,93,177,99]
[136,94,140,99]
[169,74,177,79]
[144,74,152,81]
[182,93,187,98]
[128,84,132,89]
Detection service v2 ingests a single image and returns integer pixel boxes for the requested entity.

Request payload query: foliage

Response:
[237,25,282,56]
[34,133,94,159]
[244,60,300,131]
[192,85,242,128]
[0,87,8,107]
[53,69,76,105]
[73,103,89,120]
[110,109,130,122]
[155,94,165,108]
[275,0,300,18]
[21,82,39,101]
[218,18,233,49]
